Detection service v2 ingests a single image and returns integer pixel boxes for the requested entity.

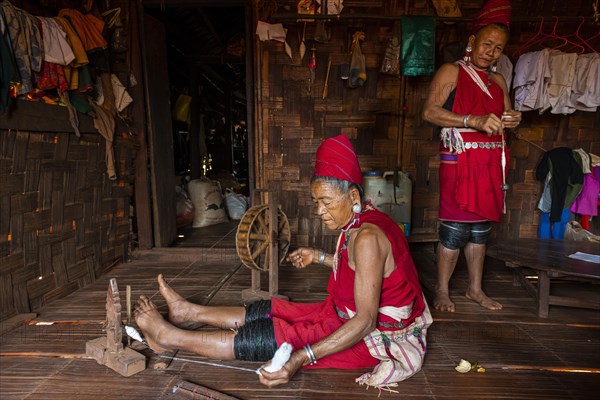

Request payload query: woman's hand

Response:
[258,350,305,387]
[286,247,318,269]
[469,113,504,136]
[501,110,522,129]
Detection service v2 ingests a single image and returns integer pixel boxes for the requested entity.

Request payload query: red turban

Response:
[473,0,512,33]
[314,134,363,186]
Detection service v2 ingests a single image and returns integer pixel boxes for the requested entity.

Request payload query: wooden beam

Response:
[144,0,245,7]
[163,379,241,400]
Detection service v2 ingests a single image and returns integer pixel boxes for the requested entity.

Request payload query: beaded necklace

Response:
[333,202,375,279]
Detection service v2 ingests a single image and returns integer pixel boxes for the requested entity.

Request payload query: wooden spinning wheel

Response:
[236,204,291,271]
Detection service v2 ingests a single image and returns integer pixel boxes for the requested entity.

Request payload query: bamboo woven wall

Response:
[255,0,600,249]
[0,126,137,321]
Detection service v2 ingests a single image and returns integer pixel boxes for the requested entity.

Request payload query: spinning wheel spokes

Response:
[236,204,291,271]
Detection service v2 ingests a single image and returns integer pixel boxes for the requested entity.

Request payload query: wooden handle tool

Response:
[323,58,332,99]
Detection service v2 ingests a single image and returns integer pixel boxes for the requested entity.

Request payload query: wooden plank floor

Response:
[1,224,599,399]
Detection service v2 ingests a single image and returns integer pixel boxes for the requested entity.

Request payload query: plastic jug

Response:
[362,171,391,210]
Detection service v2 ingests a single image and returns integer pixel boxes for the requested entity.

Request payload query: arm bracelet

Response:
[463,114,471,128]
[319,249,326,265]
[303,344,317,365]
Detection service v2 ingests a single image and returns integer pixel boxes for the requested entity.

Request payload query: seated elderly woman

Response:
[134,134,431,388]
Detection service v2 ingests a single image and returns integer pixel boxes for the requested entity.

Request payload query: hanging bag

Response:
[380,23,401,77]
[348,31,366,88]
[564,221,600,243]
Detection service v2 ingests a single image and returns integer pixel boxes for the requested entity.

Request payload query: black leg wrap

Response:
[233,318,277,361]
[244,300,272,324]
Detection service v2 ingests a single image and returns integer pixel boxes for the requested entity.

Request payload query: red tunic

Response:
[439,62,508,223]
[271,207,425,369]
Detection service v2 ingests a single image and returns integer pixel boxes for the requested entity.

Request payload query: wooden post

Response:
[126,284,131,347]
[241,188,288,302]
[268,191,279,297]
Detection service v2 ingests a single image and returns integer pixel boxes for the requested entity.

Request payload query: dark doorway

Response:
[145,2,250,192]
[143,2,252,245]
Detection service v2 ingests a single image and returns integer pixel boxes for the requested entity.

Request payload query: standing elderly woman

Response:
[422,0,521,312]
[134,134,431,388]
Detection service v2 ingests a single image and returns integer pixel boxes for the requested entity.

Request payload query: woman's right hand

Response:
[286,247,318,269]
[469,113,503,136]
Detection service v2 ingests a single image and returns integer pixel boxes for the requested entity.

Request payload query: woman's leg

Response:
[434,243,460,312]
[158,274,245,329]
[464,242,502,310]
[135,295,236,358]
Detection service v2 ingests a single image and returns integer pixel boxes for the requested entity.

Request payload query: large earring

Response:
[463,45,472,65]
[491,61,497,72]
[352,203,361,214]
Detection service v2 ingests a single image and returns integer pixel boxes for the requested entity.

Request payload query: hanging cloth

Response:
[58,9,107,52]
[0,1,43,95]
[36,17,75,66]
[0,7,18,113]
[401,16,435,76]
[535,147,584,222]
[513,49,551,112]
[89,101,117,181]
[430,0,462,17]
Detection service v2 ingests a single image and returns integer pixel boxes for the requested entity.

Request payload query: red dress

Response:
[271,207,425,369]
[439,61,508,223]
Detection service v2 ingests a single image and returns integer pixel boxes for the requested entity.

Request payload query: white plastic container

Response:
[364,171,412,236]
[363,171,391,210]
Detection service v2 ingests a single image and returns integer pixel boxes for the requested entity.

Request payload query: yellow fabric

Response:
[58,9,107,52]
[431,0,462,17]
[53,17,88,67]
[53,16,88,90]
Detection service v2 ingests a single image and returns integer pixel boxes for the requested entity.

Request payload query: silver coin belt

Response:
[463,141,503,150]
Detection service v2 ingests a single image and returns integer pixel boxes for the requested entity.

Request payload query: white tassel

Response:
[440,128,465,154]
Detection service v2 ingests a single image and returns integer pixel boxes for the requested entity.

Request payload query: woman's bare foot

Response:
[433,290,455,312]
[134,295,175,353]
[157,274,194,326]
[465,289,502,310]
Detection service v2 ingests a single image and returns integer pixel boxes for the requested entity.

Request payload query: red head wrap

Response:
[314,134,363,186]
[472,0,512,33]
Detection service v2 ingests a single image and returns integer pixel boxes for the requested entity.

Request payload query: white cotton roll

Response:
[262,342,293,373]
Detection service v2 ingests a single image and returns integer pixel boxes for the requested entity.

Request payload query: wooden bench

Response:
[487,238,600,318]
